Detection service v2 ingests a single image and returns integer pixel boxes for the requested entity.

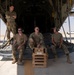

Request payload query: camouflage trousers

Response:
[12,43,24,61]
[29,38,47,51]
[51,44,69,54]
[6,22,16,40]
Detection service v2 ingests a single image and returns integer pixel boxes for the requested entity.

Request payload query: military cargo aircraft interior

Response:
[0,0,74,75]
[13,0,55,34]
[0,0,74,34]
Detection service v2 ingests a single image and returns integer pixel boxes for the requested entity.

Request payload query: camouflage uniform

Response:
[51,33,69,55]
[12,33,27,62]
[5,11,16,40]
[29,32,46,50]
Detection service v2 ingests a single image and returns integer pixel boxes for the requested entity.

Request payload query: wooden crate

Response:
[32,53,48,68]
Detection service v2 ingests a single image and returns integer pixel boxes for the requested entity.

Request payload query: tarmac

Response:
[0,52,74,75]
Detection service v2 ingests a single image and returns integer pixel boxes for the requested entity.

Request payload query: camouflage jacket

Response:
[5,11,16,22]
[29,32,44,45]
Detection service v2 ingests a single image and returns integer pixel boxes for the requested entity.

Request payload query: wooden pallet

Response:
[32,53,48,68]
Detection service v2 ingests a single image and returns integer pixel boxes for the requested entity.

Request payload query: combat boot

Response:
[66,54,72,64]
[12,59,17,64]
[12,57,17,64]
[17,60,23,65]
[53,54,58,62]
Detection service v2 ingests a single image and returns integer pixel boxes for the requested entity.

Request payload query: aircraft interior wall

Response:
[13,0,55,34]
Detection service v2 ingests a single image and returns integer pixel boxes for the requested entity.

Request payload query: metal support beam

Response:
[0,5,5,13]
[67,0,71,43]
[68,13,71,43]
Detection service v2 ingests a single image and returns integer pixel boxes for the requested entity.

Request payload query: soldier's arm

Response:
[13,35,17,44]
[29,33,34,41]
[29,33,33,38]
[6,15,11,19]
[12,16,16,19]
[52,35,56,46]
[5,12,10,19]
[20,35,27,47]
[12,12,17,19]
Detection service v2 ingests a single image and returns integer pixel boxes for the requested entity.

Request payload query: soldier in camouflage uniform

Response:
[29,27,46,51]
[5,5,17,41]
[12,28,27,64]
[51,27,72,64]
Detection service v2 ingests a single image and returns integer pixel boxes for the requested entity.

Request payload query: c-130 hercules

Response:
[0,0,74,49]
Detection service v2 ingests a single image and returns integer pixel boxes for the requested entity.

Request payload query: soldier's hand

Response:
[18,46,21,49]
[37,44,41,48]
[6,15,10,18]
[12,16,16,19]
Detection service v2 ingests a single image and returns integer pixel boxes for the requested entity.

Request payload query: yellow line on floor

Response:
[24,60,34,75]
